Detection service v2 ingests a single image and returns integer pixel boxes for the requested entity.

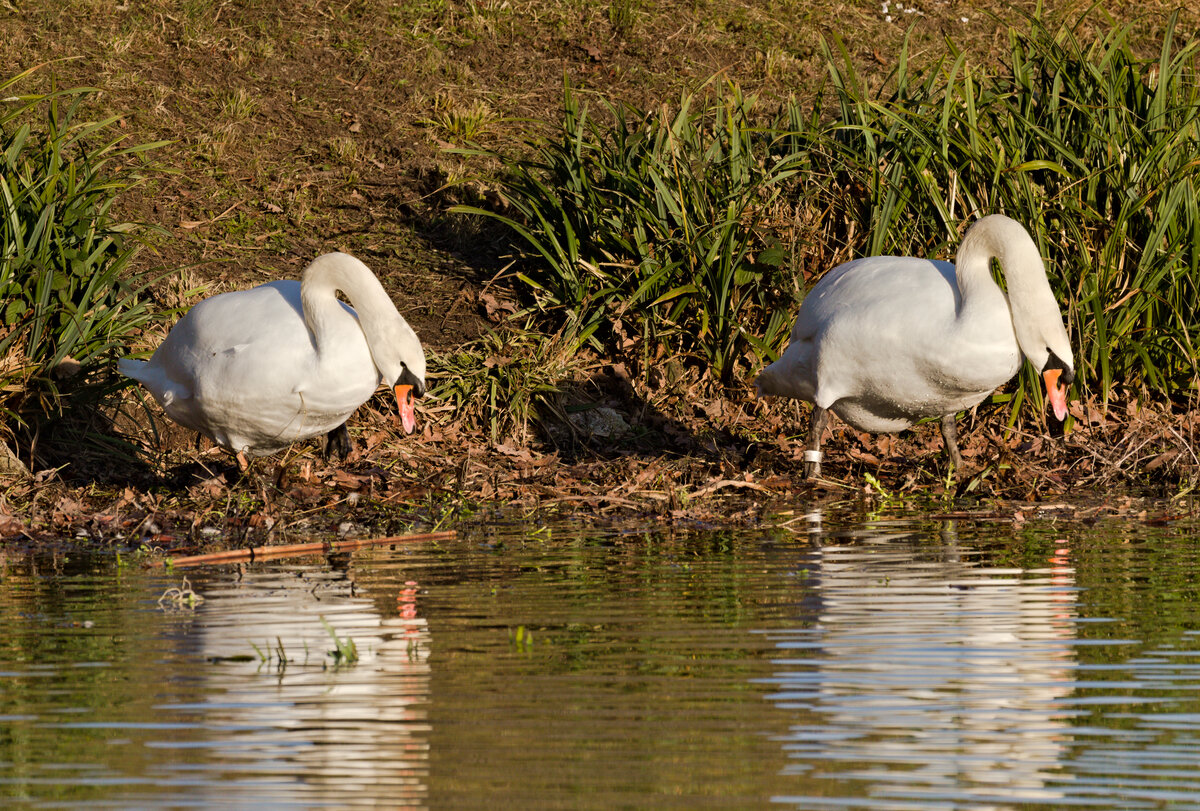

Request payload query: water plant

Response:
[156,576,204,609]
[250,637,292,671]
[510,624,533,653]
[321,617,359,666]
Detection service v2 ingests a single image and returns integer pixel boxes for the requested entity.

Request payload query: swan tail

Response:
[116,357,146,380]
[117,357,189,408]
[755,351,819,403]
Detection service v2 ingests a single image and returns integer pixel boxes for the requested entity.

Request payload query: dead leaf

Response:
[248,513,275,529]
[479,291,516,322]
[847,449,880,465]
[493,442,533,461]
[1145,450,1180,472]
[332,470,369,490]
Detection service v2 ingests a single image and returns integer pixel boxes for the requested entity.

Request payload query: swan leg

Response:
[805,406,829,479]
[324,423,352,461]
[939,414,964,472]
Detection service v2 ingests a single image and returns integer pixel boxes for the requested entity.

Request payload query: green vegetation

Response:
[0,67,165,444]
[321,617,360,667]
[456,11,1200,406]
[451,80,801,386]
[429,326,578,444]
[250,637,292,671]
[510,624,534,653]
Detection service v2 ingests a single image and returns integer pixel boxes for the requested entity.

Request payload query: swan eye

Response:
[1044,348,1074,385]
[396,366,425,398]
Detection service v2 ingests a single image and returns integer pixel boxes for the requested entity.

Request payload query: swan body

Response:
[755,214,1073,476]
[119,252,426,460]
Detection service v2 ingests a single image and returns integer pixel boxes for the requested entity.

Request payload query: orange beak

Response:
[1042,368,1069,423]
[394,384,416,434]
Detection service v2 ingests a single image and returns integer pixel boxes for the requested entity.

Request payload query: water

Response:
[2,509,1200,808]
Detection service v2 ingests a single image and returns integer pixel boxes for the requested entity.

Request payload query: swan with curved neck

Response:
[755,214,1074,477]
[119,252,426,463]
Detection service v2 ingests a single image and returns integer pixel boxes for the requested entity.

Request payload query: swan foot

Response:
[324,424,352,461]
[804,407,830,479]
[939,414,965,473]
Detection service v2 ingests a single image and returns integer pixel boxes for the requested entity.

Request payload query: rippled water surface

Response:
[2,510,1200,808]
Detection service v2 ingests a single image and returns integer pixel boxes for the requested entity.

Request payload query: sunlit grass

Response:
[419,92,498,145]
[220,87,258,121]
[428,326,580,445]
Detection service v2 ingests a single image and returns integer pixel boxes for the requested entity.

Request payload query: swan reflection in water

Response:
[766,520,1077,808]
[161,562,431,807]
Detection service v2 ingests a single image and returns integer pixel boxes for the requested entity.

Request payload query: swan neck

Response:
[953,215,1070,370]
[955,234,1008,306]
[300,256,390,354]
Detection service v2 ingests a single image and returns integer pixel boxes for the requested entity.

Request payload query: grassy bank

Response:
[1,2,1199,547]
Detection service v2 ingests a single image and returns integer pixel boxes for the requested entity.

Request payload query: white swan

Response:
[119,252,426,464]
[755,214,1073,478]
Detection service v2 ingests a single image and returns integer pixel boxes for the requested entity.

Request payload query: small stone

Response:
[0,443,28,478]
[568,406,630,439]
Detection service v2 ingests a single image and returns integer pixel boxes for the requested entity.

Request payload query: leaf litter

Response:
[1,358,1196,560]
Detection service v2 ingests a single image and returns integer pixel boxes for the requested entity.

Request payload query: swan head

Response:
[1010,289,1073,427]
[377,324,426,435]
[1040,348,1073,431]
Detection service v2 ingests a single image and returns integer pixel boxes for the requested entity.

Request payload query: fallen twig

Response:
[688,478,771,499]
[153,530,457,568]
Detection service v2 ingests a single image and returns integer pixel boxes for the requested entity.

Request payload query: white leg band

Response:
[804,450,823,464]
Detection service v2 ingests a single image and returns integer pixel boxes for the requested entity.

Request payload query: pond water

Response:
[2,507,1200,808]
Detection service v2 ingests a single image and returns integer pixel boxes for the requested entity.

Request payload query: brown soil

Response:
[1,0,1197,550]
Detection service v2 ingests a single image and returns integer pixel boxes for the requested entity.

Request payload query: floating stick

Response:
[153,530,456,568]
